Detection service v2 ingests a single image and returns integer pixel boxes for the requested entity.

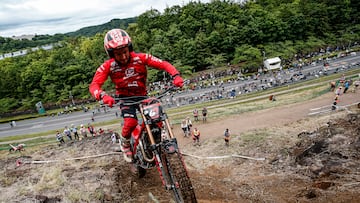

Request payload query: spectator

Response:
[335,86,342,96]
[331,100,338,111]
[269,95,276,101]
[181,119,190,137]
[343,80,350,94]
[335,94,340,102]
[340,74,345,84]
[88,123,95,137]
[71,124,79,140]
[186,117,192,132]
[80,124,87,139]
[63,126,72,140]
[354,79,360,93]
[192,127,201,146]
[202,107,208,123]
[111,132,117,144]
[224,128,230,146]
[56,131,65,145]
[330,81,336,92]
[193,108,199,121]
[98,128,105,135]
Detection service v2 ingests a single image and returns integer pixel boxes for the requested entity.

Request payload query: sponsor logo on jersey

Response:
[128,81,139,87]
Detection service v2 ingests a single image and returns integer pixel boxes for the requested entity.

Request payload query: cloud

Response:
[0,0,210,37]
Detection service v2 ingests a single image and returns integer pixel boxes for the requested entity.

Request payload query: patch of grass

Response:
[93,188,105,201]
[67,148,78,157]
[34,166,65,192]
[0,137,56,151]
[240,130,270,143]
[67,189,90,202]
[0,175,17,187]
[17,185,30,196]
[0,130,58,143]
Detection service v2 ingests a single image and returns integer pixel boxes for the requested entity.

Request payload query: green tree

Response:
[232,44,262,72]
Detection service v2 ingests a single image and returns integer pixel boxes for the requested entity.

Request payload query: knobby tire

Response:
[163,150,197,203]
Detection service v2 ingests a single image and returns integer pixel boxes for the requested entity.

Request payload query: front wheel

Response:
[162,148,197,203]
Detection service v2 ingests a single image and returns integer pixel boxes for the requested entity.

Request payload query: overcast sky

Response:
[0,0,211,37]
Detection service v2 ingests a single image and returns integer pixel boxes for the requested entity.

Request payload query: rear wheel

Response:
[162,149,197,203]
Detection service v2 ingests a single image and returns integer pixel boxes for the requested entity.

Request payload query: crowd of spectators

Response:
[148,46,360,108]
[55,122,115,146]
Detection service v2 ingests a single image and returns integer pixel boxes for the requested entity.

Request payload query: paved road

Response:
[0,108,121,138]
[1,53,359,138]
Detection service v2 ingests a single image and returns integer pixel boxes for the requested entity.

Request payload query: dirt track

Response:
[0,91,359,202]
[175,91,359,147]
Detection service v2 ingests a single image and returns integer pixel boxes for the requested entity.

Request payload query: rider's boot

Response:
[120,137,133,163]
[121,118,138,163]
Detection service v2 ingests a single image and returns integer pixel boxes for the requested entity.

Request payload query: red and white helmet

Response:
[104,29,132,58]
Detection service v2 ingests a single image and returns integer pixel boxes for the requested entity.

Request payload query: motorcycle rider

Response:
[89,29,184,162]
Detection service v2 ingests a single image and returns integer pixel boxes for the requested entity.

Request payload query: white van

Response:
[263,57,281,70]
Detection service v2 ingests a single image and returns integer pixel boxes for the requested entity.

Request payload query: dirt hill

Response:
[0,92,359,202]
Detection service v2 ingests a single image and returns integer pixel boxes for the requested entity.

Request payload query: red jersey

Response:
[89,52,179,99]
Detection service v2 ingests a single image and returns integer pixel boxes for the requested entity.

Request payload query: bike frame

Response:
[130,97,176,162]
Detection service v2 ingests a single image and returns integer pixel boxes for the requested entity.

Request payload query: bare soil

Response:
[0,92,359,203]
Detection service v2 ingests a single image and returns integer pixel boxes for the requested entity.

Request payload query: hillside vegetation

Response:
[0,0,359,114]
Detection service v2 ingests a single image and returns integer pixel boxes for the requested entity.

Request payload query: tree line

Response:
[0,18,136,54]
[0,0,359,115]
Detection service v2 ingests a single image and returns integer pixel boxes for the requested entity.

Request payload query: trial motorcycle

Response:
[114,88,197,203]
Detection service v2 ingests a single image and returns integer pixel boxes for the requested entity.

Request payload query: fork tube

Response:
[139,106,156,145]
[164,118,175,138]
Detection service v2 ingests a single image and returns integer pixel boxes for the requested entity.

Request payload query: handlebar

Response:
[113,86,178,106]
